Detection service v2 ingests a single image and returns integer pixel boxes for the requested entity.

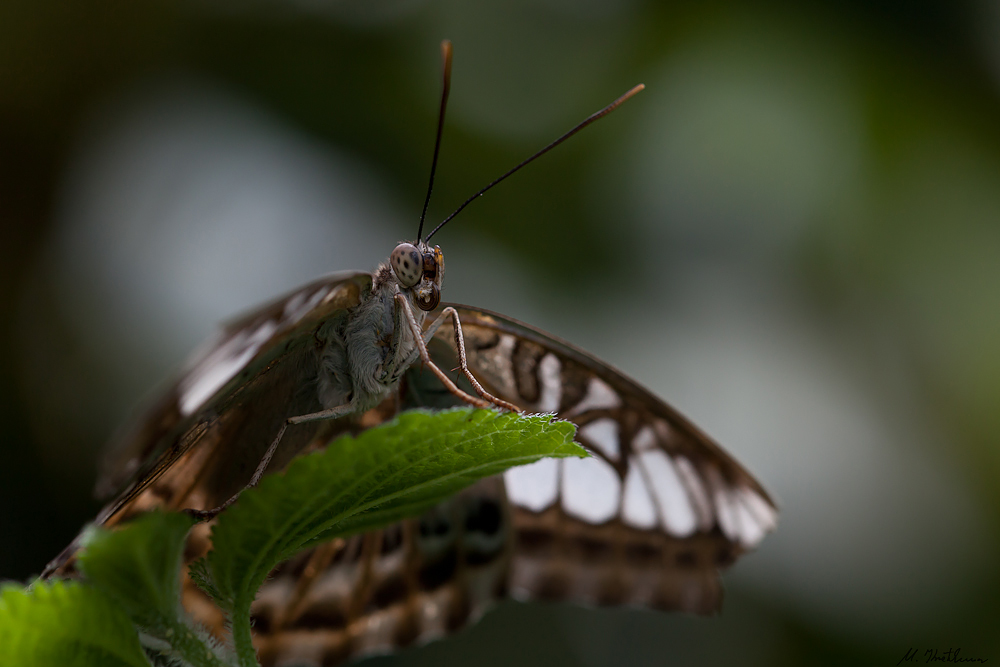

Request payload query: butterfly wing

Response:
[234,303,777,666]
[429,304,777,612]
[222,478,512,667]
[43,271,373,577]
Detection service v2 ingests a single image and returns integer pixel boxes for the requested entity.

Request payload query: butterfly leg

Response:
[440,306,523,412]
[388,303,453,375]
[394,294,520,413]
[186,402,356,521]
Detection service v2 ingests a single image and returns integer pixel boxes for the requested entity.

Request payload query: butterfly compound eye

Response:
[391,243,422,287]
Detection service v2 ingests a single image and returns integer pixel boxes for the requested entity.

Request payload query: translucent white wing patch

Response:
[579,418,620,460]
[179,321,278,415]
[504,457,559,512]
[622,459,658,528]
[456,324,777,551]
[536,353,562,413]
[177,286,332,416]
[565,376,621,416]
[504,433,774,546]
[559,455,620,523]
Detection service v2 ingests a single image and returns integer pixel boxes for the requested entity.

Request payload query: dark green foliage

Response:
[0,580,150,667]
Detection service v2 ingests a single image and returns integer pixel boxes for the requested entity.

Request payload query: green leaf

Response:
[77,511,195,630]
[76,512,232,667]
[188,558,221,605]
[0,580,151,667]
[195,407,581,666]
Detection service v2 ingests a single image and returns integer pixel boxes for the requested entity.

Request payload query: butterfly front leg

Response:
[385,302,448,381]
[393,294,520,413]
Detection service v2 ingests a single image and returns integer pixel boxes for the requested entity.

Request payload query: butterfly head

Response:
[390,241,444,311]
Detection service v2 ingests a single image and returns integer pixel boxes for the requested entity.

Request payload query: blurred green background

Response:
[2,1,1000,665]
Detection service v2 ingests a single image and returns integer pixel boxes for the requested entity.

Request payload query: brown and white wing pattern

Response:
[429,305,778,614]
[43,271,373,578]
[222,303,777,667]
[185,476,513,667]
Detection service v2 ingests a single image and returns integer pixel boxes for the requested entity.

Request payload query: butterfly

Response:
[42,41,777,667]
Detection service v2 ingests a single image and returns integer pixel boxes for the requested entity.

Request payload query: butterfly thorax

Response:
[317,242,444,415]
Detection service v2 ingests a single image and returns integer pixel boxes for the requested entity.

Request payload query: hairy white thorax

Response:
[316,264,424,413]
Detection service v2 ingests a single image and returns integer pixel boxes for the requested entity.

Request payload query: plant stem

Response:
[230,600,260,667]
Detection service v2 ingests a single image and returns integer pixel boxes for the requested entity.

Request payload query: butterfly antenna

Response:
[424,83,645,242]
[416,40,453,243]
